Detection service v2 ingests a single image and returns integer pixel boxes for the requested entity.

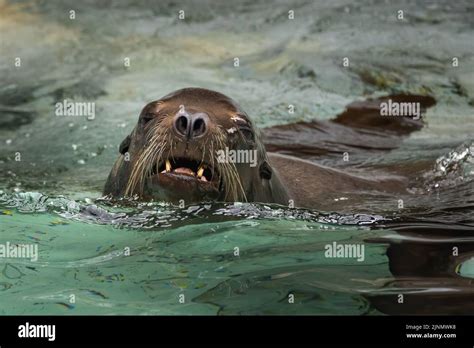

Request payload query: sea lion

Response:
[104,87,431,210]
[104,88,289,205]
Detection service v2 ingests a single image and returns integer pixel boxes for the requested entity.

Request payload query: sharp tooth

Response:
[165,160,171,172]
[197,166,204,178]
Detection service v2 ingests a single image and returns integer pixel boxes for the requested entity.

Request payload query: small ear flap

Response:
[259,161,272,180]
[119,135,131,155]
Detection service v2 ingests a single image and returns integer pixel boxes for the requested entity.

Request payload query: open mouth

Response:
[149,157,218,183]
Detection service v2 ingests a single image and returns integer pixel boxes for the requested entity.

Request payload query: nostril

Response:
[174,115,189,136]
[192,117,207,137]
[174,113,208,139]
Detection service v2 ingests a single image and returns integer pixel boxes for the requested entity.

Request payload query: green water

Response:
[0,0,473,315]
[0,196,388,315]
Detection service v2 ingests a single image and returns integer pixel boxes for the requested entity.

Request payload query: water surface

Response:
[0,0,473,315]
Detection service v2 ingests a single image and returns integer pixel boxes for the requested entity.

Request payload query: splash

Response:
[0,191,386,230]
[423,141,474,191]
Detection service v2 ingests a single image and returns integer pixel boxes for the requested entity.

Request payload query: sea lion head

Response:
[104,88,289,204]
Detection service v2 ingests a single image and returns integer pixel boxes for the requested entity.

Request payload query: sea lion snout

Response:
[173,111,209,140]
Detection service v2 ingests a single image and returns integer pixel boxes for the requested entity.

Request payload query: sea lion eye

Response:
[238,124,254,141]
[141,112,155,125]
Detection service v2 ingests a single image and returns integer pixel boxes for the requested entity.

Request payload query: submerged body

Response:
[267,152,406,210]
[104,88,424,210]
